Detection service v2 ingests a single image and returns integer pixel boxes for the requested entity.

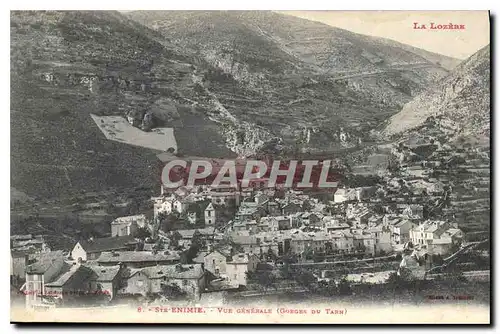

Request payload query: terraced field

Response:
[90,114,178,152]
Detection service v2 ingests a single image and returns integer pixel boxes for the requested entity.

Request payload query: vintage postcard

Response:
[10,10,491,324]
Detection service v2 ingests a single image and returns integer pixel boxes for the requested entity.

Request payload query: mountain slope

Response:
[11,10,460,200]
[384,44,490,143]
[366,35,461,71]
[126,10,456,154]
[128,11,457,75]
[383,45,490,234]
[10,10,236,199]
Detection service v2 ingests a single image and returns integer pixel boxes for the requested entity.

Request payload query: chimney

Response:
[175,264,183,273]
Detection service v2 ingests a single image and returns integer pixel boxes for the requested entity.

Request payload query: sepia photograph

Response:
[9,9,491,324]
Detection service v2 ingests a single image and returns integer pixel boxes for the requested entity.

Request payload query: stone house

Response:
[111,214,147,237]
[267,201,281,216]
[301,212,323,226]
[231,233,279,257]
[334,188,357,203]
[204,203,217,225]
[23,251,67,308]
[152,196,188,218]
[281,202,301,215]
[368,224,393,254]
[119,264,205,300]
[11,250,34,281]
[329,231,354,253]
[226,253,259,287]
[173,227,216,249]
[71,236,138,262]
[203,249,232,277]
[409,221,450,246]
[391,219,416,244]
[210,186,241,206]
[97,251,180,268]
[397,204,424,219]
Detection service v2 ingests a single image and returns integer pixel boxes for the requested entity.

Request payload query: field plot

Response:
[91,114,177,153]
[345,271,394,284]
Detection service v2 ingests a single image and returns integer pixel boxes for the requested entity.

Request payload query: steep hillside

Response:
[128,11,456,74]
[384,45,490,144]
[367,35,461,71]
[11,10,459,200]
[11,10,235,199]
[126,10,455,154]
[383,45,490,234]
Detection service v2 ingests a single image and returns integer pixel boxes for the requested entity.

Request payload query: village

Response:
[12,140,488,310]
[10,121,492,309]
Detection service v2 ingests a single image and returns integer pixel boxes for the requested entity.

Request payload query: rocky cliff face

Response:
[126,10,457,155]
[384,45,490,144]
[10,10,226,198]
[10,10,464,198]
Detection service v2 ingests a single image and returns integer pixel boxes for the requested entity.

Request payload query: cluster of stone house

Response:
[333,187,377,203]
[151,192,225,227]
[20,227,260,309]
[111,214,147,237]
[120,264,205,298]
[409,220,464,255]
[200,248,259,287]
[225,188,463,259]
[224,192,394,258]
[18,197,259,309]
[22,247,206,308]
[20,231,208,309]
[15,178,466,309]
[10,234,51,284]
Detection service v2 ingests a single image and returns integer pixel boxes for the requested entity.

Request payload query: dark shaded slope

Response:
[11,10,233,199]
[385,45,490,144]
[127,10,455,154]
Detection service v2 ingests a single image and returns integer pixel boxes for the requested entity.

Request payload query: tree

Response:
[317,280,338,296]
[160,283,187,300]
[386,271,400,285]
[267,248,277,262]
[183,233,203,264]
[126,200,140,216]
[255,270,276,291]
[191,231,205,249]
[336,275,352,295]
[282,252,298,264]
[135,240,144,251]
[431,254,444,266]
[296,270,317,290]
[245,271,257,281]
[158,212,180,233]
[183,244,199,264]
[153,238,164,251]
[167,232,181,248]
[279,262,293,280]
[302,200,313,212]
[135,227,151,240]
[313,252,323,263]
